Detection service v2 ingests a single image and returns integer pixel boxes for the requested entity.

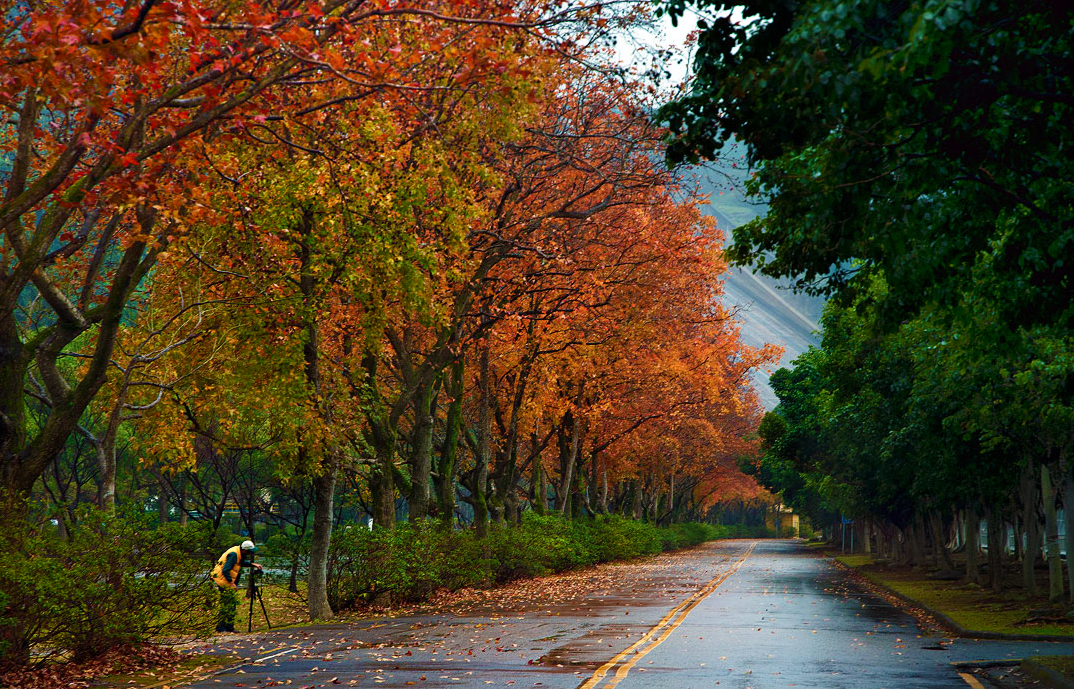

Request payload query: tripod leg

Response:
[256,586,272,629]
[248,590,254,633]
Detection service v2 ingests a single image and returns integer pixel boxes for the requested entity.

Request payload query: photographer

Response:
[210,540,263,633]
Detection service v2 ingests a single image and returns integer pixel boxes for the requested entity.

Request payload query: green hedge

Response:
[327,514,772,609]
[0,509,215,671]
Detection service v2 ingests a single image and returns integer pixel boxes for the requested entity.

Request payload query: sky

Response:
[613,5,825,409]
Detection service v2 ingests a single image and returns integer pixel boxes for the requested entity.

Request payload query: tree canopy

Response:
[660,0,1073,328]
[662,0,1074,597]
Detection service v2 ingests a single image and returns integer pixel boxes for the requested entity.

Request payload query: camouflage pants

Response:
[217,585,238,632]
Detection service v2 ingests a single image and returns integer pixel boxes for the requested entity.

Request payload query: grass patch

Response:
[1030,655,1074,679]
[233,580,314,633]
[838,558,1074,637]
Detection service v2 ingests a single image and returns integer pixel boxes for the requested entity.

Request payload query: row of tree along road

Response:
[0,0,784,674]
[659,0,1074,605]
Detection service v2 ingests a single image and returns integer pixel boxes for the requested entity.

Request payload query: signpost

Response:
[841,515,854,553]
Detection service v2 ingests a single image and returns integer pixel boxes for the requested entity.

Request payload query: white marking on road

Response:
[143,646,301,689]
[251,646,300,664]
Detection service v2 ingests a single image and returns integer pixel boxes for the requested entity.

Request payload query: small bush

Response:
[589,515,662,561]
[0,508,215,671]
[327,520,490,609]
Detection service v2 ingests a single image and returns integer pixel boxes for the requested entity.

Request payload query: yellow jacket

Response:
[211,545,244,588]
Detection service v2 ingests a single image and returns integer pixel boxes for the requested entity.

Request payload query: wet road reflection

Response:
[179,540,1074,689]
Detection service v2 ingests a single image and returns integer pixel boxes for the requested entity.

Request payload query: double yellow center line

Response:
[577,541,758,689]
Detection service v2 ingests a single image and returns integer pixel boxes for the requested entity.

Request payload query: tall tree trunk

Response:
[649,482,662,523]
[588,448,600,515]
[355,336,399,530]
[571,457,588,520]
[986,507,1006,593]
[1041,463,1064,601]
[492,326,537,526]
[539,461,549,515]
[0,315,27,498]
[297,227,338,620]
[1020,461,1039,595]
[555,386,584,514]
[287,502,310,593]
[908,515,924,566]
[965,508,980,584]
[931,511,956,572]
[554,416,575,515]
[531,460,546,516]
[435,358,464,528]
[470,469,489,537]
[157,484,169,524]
[493,442,522,525]
[307,451,338,621]
[289,557,300,594]
[599,465,609,514]
[893,527,906,564]
[178,476,188,526]
[661,471,675,526]
[99,443,118,514]
[471,343,492,538]
[407,382,436,521]
[371,443,396,529]
[503,478,521,524]
[96,372,133,514]
[1063,467,1074,604]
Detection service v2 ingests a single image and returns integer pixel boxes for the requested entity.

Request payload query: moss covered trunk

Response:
[1064,468,1074,604]
[470,342,492,538]
[435,359,464,528]
[965,507,980,584]
[407,382,436,521]
[1041,463,1064,601]
[1020,462,1039,596]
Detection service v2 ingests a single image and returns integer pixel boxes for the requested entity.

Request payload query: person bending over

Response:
[211,540,263,633]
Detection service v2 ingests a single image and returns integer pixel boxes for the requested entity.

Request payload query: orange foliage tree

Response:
[5,1,779,589]
[0,0,589,507]
[112,0,575,617]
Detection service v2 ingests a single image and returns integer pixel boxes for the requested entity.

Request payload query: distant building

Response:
[766,503,799,537]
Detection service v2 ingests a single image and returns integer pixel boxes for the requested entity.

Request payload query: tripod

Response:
[246,571,272,633]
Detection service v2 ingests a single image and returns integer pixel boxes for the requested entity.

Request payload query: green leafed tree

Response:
[659,0,1073,328]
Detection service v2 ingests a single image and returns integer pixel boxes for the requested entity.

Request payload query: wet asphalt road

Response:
[176,540,1074,689]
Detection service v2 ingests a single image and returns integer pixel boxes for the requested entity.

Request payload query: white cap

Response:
[241,540,257,551]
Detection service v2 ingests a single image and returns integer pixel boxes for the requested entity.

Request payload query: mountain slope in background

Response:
[695,163,825,409]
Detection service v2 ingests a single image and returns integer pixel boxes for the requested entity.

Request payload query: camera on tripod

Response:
[246,566,262,595]
[245,564,272,632]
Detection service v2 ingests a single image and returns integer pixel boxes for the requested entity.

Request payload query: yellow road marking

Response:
[959,671,987,689]
[577,541,757,689]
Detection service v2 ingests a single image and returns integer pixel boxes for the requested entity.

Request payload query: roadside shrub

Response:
[589,515,662,562]
[710,524,777,539]
[0,508,215,671]
[663,522,722,549]
[495,513,596,576]
[485,520,551,581]
[327,514,735,611]
[328,520,489,609]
